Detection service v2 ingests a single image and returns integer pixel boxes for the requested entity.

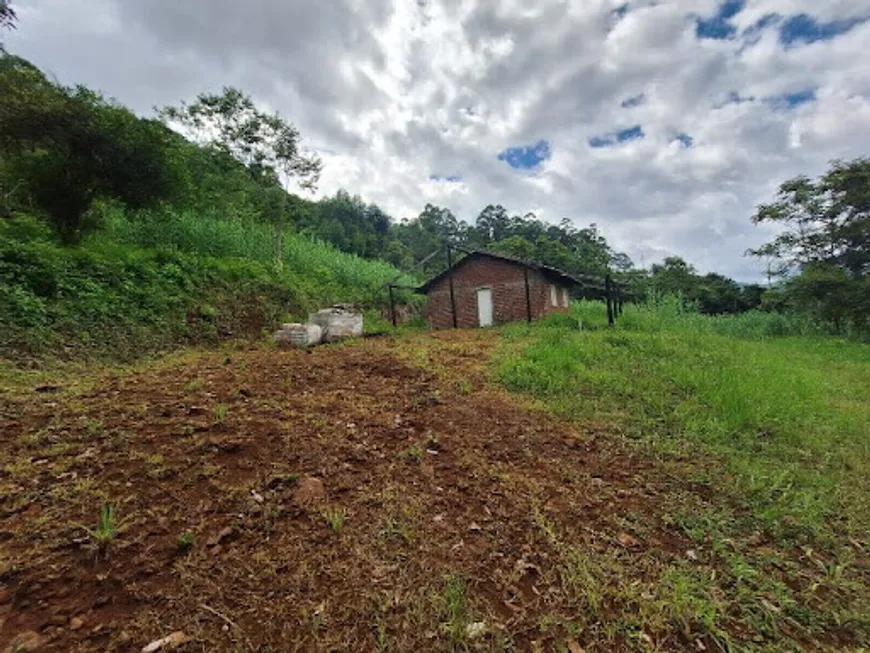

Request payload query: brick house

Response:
[417,251,577,329]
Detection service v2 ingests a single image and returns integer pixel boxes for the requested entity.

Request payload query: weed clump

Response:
[321,507,345,533]
[177,531,195,552]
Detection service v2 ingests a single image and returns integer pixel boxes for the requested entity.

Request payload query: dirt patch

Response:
[0,332,718,651]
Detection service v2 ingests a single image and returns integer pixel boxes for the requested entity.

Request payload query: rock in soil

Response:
[465,621,487,639]
[292,476,326,506]
[141,630,188,652]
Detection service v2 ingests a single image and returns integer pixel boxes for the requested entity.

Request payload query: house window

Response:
[561,287,570,307]
[550,284,558,307]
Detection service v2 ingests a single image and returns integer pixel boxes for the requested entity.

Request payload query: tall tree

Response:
[0,55,180,242]
[160,87,322,266]
[650,256,697,297]
[474,204,510,243]
[748,159,870,275]
[748,158,870,332]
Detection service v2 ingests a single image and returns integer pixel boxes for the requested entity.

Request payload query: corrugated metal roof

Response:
[416,250,582,293]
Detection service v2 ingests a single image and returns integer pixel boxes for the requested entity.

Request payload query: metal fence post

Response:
[605,274,614,326]
[446,243,458,329]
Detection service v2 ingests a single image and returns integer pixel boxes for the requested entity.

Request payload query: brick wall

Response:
[424,256,570,329]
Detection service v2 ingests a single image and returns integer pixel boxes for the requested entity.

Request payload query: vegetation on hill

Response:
[0,211,411,360]
[0,53,414,359]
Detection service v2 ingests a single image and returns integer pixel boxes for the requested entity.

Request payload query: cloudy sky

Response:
[7,0,870,280]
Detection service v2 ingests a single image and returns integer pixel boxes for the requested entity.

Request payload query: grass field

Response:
[0,304,867,651]
[498,301,870,648]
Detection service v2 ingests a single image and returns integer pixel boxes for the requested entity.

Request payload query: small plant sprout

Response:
[213,403,228,424]
[86,503,120,551]
[177,531,195,552]
[403,443,423,462]
[322,507,345,533]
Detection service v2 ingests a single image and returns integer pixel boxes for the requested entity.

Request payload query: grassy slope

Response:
[497,302,870,647]
[92,206,413,307]
[1,212,415,360]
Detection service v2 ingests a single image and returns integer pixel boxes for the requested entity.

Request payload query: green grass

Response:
[91,205,417,307]
[1,210,419,359]
[497,300,870,646]
[500,301,870,539]
[439,573,472,646]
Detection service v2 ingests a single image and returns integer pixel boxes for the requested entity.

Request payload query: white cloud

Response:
[6,0,870,281]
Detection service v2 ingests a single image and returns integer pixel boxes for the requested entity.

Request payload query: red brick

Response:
[423,256,570,329]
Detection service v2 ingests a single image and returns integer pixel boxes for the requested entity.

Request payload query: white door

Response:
[477,288,493,327]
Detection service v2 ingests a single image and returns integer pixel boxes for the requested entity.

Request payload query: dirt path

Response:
[1,332,693,651]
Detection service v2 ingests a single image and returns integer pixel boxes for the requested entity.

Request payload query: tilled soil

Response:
[1,332,706,651]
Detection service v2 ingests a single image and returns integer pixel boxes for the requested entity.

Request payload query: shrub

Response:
[0,209,420,359]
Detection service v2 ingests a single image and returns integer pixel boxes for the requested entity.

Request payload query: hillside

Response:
[0,212,413,361]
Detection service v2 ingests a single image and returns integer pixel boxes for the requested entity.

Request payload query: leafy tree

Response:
[160,87,322,265]
[740,284,765,311]
[694,273,743,314]
[650,256,696,296]
[749,159,870,275]
[0,1,15,52]
[0,55,181,243]
[301,190,393,259]
[749,158,870,333]
[474,204,511,242]
[490,235,536,261]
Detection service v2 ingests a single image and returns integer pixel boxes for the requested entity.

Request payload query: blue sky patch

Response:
[779,13,869,46]
[429,174,463,183]
[768,89,816,109]
[696,0,745,39]
[497,140,551,170]
[675,133,694,147]
[589,125,644,148]
[621,93,645,108]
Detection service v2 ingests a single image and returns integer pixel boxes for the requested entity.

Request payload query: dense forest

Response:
[1,24,868,358]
